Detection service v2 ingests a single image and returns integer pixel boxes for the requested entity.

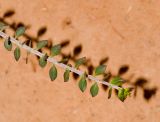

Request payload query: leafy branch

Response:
[0,22,131,102]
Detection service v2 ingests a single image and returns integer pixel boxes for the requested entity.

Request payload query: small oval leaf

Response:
[4,37,12,51]
[118,88,126,102]
[15,26,25,38]
[64,69,70,82]
[14,47,21,61]
[39,54,48,68]
[90,82,99,97]
[108,87,112,99]
[36,40,48,50]
[0,22,8,31]
[51,44,61,56]
[110,76,123,87]
[124,88,131,97]
[79,73,87,92]
[94,65,106,76]
[49,65,57,81]
[75,57,86,69]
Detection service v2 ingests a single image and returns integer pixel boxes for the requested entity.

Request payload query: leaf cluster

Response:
[1,23,131,101]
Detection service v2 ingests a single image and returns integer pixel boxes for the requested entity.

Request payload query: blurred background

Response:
[0,0,160,122]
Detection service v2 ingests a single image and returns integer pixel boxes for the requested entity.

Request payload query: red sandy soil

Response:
[0,0,160,122]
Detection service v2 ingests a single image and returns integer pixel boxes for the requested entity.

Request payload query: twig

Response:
[0,31,120,90]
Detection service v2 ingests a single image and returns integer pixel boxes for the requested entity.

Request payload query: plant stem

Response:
[0,31,120,90]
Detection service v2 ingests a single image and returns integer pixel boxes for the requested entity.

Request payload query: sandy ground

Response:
[0,0,160,122]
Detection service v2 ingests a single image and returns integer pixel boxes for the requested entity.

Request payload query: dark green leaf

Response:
[15,26,25,38]
[94,65,106,76]
[90,82,99,97]
[51,44,61,56]
[108,87,112,99]
[49,65,57,81]
[75,57,86,69]
[36,40,48,50]
[14,47,21,61]
[39,54,48,68]
[0,22,8,31]
[118,88,127,102]
[79,73,87,92]
[110,76,123,87]
[64,69,70,82]
[4,37,12,51]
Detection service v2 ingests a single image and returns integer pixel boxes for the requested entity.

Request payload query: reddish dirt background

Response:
[0,0,160,122]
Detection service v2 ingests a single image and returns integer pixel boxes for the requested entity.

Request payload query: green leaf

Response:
[36,40,48,50]
[39,54,48,68]
[4,37,12,51]
[64,69,70,82]
[14,47,21,61]
[110,76,123,86]
[15,26,25,38]
[118,88,127,102]
[63,64,72,82]
[51,44,61,56]
[118,88,131,102]
[49,65,57,81]
[75,57,86,69]
[90,82,99,97]
[94,65,106,76]
[108,87,112,99]
[78,73,87,92]
[0,22,8,31]
[124,88,131,97]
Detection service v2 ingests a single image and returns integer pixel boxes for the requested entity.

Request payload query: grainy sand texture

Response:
[0,0,160,122]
